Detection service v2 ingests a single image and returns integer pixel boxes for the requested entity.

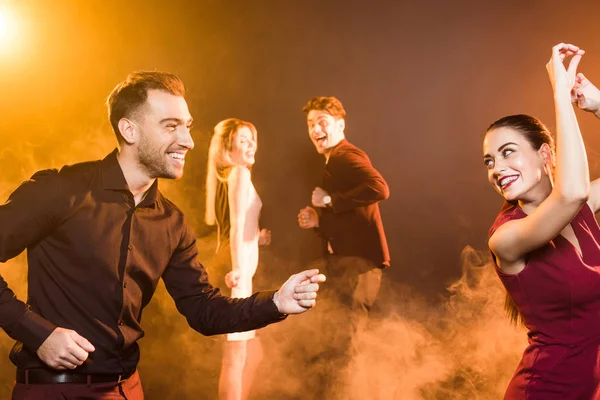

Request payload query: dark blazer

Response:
[318,139,390,268]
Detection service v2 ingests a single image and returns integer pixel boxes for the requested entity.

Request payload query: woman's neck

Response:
[517,183,553,214]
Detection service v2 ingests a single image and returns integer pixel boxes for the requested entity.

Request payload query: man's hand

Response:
[36,327,95,370]
[298,206,319,229]
[572,72,600,117]
[311,187,330,208]
[273,269,326,314]
[258,228,272,246]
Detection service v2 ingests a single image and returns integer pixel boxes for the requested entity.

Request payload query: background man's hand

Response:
[311,187,330,208]
[298,206,319,229]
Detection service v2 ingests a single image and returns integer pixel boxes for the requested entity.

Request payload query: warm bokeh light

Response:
[0,4,17,53]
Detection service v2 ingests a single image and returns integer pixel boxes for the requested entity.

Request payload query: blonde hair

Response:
[205,118,257,226]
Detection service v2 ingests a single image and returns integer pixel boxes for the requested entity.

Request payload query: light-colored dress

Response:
[213,167,262,341]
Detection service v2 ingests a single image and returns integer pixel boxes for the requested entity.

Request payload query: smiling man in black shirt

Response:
[0,71,325,399]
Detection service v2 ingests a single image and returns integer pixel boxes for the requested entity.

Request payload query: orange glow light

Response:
[0,4,18,53]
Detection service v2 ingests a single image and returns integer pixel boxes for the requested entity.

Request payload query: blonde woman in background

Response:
[205,118,271,400]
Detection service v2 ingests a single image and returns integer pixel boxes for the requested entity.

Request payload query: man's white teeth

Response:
[170,153,184,160]
[500,176,518,187]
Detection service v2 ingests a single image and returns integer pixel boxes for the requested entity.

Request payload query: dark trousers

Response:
[309,255,383,398]
[12,370,144,400]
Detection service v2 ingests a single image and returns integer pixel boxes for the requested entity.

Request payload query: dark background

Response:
[1,1,600,398]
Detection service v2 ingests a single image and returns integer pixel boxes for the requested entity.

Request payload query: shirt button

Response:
[127,244,133,251]
[118,320,124,326]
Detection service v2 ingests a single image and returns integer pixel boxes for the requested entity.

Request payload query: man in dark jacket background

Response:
[298,95,390,395]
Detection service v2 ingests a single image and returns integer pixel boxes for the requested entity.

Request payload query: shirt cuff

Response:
[330,192,344,213]
[256,290,288,322]
[6,309,57,351]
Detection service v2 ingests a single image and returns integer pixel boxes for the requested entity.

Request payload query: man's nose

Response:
[179,128,195,150]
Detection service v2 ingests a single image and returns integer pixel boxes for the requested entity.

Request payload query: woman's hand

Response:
[225,270,240,288]
[546,43,584,94]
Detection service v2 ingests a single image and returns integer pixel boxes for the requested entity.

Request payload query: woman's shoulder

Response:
[227,165,251,183]
[488,201,525,238]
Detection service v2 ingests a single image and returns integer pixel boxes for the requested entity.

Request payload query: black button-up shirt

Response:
[0,150,283,374]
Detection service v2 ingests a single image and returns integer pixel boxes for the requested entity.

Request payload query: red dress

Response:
[490,202,600,399]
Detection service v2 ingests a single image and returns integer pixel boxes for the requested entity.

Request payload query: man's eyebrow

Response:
[159,118,182,124]
[159,117,193,125]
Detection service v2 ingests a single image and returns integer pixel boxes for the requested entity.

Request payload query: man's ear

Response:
[118,118,138,145]
[338,118,345,133]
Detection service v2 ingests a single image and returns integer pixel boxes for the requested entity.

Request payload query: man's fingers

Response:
[298,209,317,228]
[67,344,89,363]
[293,292,317,301]
[50,356,77,370]
[70,332,95,353]
[293,269,320,284]
[60,352,84,366]
[59,360,79,370]
[299,221,316,229]
[297,299,316,309]
[295,282,319,293]
[298,274,325,284]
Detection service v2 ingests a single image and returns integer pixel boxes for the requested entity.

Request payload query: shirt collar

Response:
[326,138,348,163]
[101,149,159,208]
[331,138,347,155]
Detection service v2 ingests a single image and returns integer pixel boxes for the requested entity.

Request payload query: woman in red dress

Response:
[484,43,600,399]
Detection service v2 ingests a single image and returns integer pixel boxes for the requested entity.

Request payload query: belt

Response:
[16,368,133,384]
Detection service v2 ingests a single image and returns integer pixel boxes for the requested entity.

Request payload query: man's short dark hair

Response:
[302,96,346,120]
[106,71,185,142]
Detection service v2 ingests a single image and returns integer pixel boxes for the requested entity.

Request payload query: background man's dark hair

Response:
[302,96,346,120]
